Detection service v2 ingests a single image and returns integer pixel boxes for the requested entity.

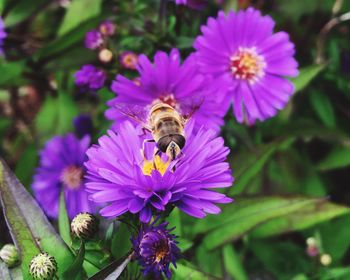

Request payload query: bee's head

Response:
[166,141,181,161]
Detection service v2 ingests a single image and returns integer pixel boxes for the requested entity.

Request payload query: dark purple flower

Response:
[175,0,207,10]
[73,114,93,137]
[32,134,94,219]
[85,121,233,223]
[132,222,181,279]
[119,51,139,70]
[99,20,116,36]
[194,8,299,124]
[84,30,103,50]
[106,49,230,132]
[0,17,7,55]
[74,64,106,92]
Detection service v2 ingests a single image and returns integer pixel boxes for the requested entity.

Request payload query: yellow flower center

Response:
[60,165,84,190]
[143,155,170,176]
[230,47,266,84]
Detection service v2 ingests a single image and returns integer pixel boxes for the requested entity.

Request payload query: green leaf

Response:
[317,147,350,171]
[59,192,73,246]
[321,267,350,280]
[250,200,349,238]
[4,0,46,27]
[62,242,85,280]
[0,61,26,86]
[173,262,211,280]
[223,245,248,280]
[111,223,131,260]
[14,143,38,188]
[291,64,325,93]
[309,91,335,128]
[198,196,325,250]
[58,0,102,37]
[0,159,75,278]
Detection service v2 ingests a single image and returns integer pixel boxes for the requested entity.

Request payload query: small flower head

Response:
[99,20,116,36]
[73,114,93,138]
[194,8,298,124]
[99,48,113,63]
[71,212,99,240]
[305,237,319,257]
[0,17,7,55]
[32,134,94,219]
[320,254,332,266]
[132,222,180,279]
[74,64,106,92]
[29,253,57,280]
[0,244,19,268]
[119,51,139,70]
[85,121,233,223]
[84,30,103,50]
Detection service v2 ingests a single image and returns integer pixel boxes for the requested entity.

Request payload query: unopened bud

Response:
[320,254,332,266]
[306,237,317,247]
[71,212,99,240]
[99,48,113,63]
[29,253,57,280]
[0,244,19,268]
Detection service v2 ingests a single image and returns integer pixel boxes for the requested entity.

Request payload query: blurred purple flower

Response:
[85,121,233,223]
[99,20,116,36]
[32,134,94,219]
[84,30,103,49]
[175,0,207,10]
[119,51,138,70]
[194,8,299,124]
[73,114,93,137]
[0,17,7,55]
[132,221,181,279]
[106,49,230,132]
[74,64,106,92]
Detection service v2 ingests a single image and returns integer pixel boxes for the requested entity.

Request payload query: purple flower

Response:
[99,21,116,36]
[32,134,94,219]
[0,17,7,55]
[74,64,106,92]
[194,8,299,124]
[175,0,207,10]
[119,51,139,70]
[73,114,93,138]
[84,30,103,50]
[85,121,233,223]
[106,49,229,132]
[132,221,181,279]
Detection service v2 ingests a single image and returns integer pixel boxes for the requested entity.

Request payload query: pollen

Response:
[230,47,266,84]
[143,155,170,176]
[60,165,84,190]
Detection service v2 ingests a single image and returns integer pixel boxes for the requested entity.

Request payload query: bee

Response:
[114,99,201,161]
[148,102,186,161]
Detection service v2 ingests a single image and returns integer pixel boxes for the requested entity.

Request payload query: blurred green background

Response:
[1,0,350,279]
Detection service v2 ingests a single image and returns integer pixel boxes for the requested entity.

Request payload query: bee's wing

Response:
[178,95,205,123]
[112,103,152,131]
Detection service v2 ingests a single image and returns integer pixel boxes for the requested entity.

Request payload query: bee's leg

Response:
[141,139,156,159]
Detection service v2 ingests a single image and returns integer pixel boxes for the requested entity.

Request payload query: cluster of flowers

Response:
[32,6,298,279]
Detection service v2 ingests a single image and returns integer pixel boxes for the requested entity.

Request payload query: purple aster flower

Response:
[85,121,233,223]
[0,17,7,55]
[84,29,103,50]
[119,51,139,70]
[74,64,106,92]
[32,134,94,219]
[131,221,181,279]
[73,114,93,138]
[99,20,116,36]
[175,0,207,10]
[106,49,230,132]
[194,8,299,124]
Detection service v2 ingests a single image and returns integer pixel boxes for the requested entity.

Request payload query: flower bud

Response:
[306,237,317,247]
[71,212,99,240]
[98,48,113,63]
[320,254,332,266]
[0,244,19,268]
[29,253,57,280]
